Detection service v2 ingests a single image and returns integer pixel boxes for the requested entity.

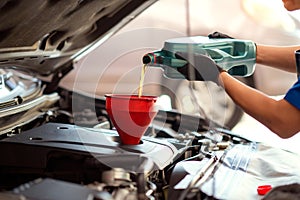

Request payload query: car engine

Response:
[0,69,255,200]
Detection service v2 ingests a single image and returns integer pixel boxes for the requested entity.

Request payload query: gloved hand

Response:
[175,52,225,84]
[208,31,234,39]
[208,31,257,70]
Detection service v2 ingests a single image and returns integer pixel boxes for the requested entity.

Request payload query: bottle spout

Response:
[142,52,165,66]
[141,51,187,79]
[142,54,153,64]
[142,51,187,67]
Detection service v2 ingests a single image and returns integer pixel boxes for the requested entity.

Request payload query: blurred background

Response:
[60,0,300,148]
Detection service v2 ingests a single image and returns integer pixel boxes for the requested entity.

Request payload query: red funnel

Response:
[105,94,158,145]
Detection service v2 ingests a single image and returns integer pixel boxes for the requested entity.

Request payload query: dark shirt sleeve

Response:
[284,77,300,110]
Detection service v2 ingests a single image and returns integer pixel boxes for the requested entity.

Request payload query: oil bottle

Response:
[142,36,256,79]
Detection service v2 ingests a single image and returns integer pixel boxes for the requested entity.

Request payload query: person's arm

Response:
[256,44,300,73]
[219,71,300,138]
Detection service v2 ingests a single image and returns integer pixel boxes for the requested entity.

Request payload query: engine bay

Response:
[0,69,258,200]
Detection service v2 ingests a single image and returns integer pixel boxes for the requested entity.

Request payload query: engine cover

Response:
[0,122,180,189]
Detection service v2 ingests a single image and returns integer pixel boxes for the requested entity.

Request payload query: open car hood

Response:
[0,0,156,76]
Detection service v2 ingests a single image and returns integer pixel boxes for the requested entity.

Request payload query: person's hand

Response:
[208,31,257,67]
[208,31,234,39]
[175,52,225,84]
